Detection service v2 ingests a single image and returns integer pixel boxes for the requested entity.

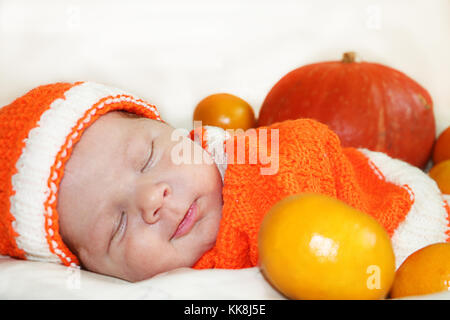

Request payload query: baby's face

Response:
[57,111,223,282]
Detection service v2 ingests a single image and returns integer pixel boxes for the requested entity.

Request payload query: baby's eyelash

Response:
[141,140,154,172]
[114,211,127,239]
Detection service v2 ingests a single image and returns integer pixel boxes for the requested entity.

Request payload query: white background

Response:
[0,0,449,132]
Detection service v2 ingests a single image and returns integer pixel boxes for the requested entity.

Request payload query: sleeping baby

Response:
[0,81,449,282]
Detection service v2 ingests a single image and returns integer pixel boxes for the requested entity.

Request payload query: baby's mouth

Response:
[170,199,198,240]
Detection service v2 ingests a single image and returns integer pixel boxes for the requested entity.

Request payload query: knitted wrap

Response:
[0,82,162,267]
[192,119,450,270]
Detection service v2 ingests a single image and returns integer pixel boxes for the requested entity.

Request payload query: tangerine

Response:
[390,243,450,298]
[258,193,396,300]
[428,160,450,194]
[193,93,256,130]
[432,126,450,165]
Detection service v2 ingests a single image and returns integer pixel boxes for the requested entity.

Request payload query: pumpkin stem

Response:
[342,52,356,63]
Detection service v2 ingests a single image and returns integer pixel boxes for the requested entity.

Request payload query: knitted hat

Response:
[0,81,163,267]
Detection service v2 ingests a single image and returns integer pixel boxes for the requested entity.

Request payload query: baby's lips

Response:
[170,200,198,240]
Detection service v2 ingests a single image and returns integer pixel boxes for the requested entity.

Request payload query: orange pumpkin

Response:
[258,52,435,168]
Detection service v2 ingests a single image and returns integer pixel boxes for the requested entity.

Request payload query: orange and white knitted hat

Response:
[0,81,163,267]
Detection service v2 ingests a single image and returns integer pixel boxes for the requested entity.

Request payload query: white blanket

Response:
[0,256,449,299]
[0,256,284,299]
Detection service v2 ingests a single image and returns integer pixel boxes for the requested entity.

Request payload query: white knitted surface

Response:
[200,125,230,183]
[360,149,449,268]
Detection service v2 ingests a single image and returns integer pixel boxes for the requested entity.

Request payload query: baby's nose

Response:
[138,182,172,224]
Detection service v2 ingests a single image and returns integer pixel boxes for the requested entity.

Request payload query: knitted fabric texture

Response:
[192,119,450,269]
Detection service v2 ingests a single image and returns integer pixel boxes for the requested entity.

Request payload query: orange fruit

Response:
[390,243,450,298]
[428,160,450,194]
[193,93,256,130]
[433,126,450,164]
[258,193,396,300]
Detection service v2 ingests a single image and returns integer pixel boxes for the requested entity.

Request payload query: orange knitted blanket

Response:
[192,119,414,269]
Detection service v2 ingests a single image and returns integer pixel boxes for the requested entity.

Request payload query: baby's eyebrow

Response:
[122,125,145,170]
[122,130,135,166]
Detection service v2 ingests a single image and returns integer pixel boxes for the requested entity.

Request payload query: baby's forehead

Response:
[70,112,172,174]
[72,111,168,168]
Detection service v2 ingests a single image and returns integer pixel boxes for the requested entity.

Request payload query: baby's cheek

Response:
[121,233,177,281]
